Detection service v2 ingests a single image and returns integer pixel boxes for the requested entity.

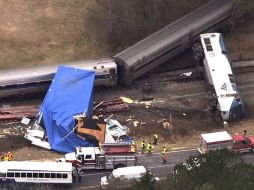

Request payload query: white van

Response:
[100,166,159,189]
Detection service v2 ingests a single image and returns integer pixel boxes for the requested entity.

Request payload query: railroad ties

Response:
[0,105,39,122]
[0,99,129,122]
[93,98,129,116]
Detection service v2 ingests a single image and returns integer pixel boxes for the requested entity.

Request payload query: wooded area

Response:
[128,149,254,190]
[84,0,206,52]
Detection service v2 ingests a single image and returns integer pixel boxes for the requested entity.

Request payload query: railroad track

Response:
[134,68,202,85]
[134,61,254,85]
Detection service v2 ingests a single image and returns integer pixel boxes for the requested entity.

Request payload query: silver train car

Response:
[200,33,244,121]
[0,58,117,98]
[114,0,233,86]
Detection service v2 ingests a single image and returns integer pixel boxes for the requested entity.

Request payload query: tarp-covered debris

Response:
[39,66,95,153]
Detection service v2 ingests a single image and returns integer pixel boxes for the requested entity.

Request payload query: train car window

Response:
[33,173,39,178]
[45,173,50,178]
[0,173,6,177]
[206,45,213,52]
[7,173,14,177]
[85,155,92,160]
[63,174,68,178]
[204,38,211,45]
[21,173,26,178]
[51,173,56,178]
[39,173,44,178]
[57,173,62,178]
[27,173,32,178]
[15,173,20,177]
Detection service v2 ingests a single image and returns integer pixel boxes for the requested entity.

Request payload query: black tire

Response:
[114,163,125,169]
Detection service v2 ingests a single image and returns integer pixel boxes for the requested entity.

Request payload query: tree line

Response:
[126,149,254,190]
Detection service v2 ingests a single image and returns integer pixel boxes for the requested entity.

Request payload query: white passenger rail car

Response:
[200,33,244,121]
[0,161,73,185]
[0,58,117,98]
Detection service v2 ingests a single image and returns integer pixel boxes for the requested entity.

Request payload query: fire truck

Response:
[198,131,254,154]
[59,142,137,170]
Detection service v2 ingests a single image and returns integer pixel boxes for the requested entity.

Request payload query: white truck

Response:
[59,142,137,170]
[101,166,159,189]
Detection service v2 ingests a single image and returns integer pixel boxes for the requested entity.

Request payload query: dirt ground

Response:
[1,68,254,160]
[0,1,254,161]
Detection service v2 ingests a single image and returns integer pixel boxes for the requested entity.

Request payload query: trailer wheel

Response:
[114,163,125,169]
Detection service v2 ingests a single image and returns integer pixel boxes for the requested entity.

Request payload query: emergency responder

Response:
[131,140,137,153]
[147,142,152,155]
[3,154,8,161]
[243,130,247,136]
[162,146,167,164]
[140,140,145,154]
[153,133,158,145]
[7,152,13,161]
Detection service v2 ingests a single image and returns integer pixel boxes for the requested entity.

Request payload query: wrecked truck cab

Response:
[232,134,254,153]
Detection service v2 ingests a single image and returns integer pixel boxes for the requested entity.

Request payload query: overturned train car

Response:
[0,59,117,98]
[114,0,233,85]
[0,0,234,98]
[200,33,244,121]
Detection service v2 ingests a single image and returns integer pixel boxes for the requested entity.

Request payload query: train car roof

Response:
[0,161,72,173]
[0,58,115,85]
[114,0,233,66]
[200,33,238,97]
[201,131,233,144]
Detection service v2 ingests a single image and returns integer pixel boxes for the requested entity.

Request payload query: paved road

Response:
[71,148,199,190]
[71,148,254,190]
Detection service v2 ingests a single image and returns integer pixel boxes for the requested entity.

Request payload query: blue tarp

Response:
[40,66,95,153]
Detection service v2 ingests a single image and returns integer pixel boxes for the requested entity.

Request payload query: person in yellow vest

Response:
[7,152,13,161]
[3,154,9,161]
[162,146,167,164]
[140,140,145,154]
[147,142,153,155]
[153,134,158,145]
[131,140,137,153]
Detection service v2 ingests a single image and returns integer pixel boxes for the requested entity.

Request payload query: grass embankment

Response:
[0,0,110,70]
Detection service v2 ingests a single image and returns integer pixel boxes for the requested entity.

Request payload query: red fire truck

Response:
[59,142,137,170]
[198,131,254,154]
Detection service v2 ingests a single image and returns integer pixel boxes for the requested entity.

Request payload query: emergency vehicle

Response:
[59,142,137,170]
[198,131,254,154]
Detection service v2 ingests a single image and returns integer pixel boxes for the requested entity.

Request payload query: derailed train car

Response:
[0,0,234,98]
[114,0,233,85]
[200,33,244,121]
[0,58,117,98]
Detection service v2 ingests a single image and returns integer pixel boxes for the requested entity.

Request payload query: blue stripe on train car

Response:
[229,98,244,120]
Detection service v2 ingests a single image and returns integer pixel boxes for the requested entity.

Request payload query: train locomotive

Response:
[200,33,244,121]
